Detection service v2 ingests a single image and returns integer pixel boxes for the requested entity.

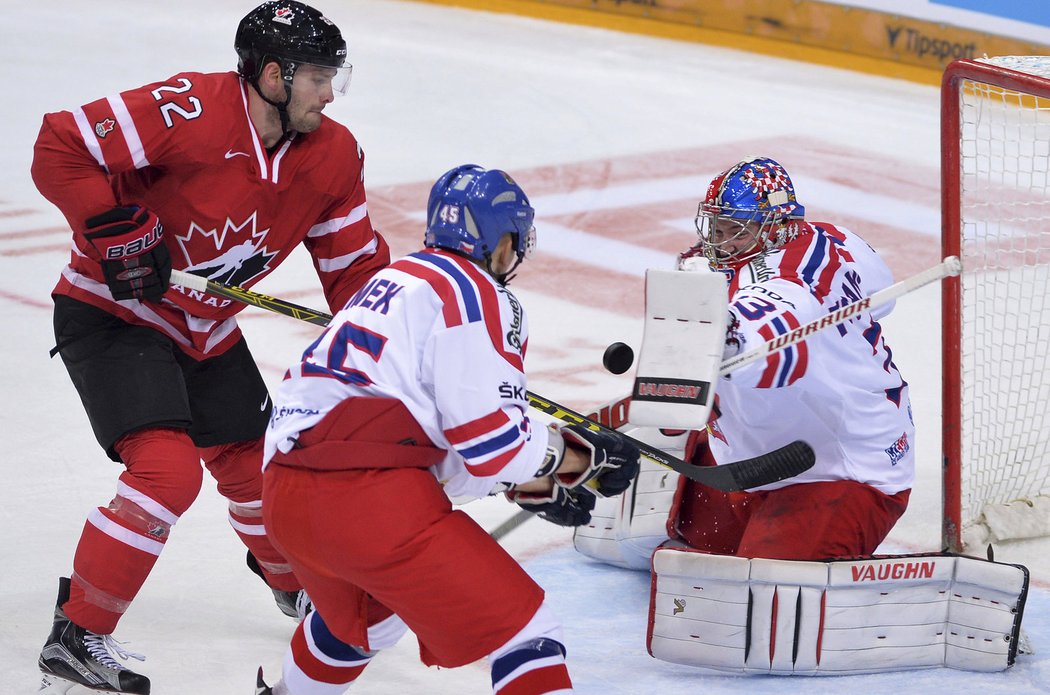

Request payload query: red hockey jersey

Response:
[32,71,389,359]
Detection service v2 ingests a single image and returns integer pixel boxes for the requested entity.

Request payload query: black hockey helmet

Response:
[235,1,350,92]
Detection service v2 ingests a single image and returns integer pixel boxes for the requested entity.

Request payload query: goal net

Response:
[942,56,1050,553]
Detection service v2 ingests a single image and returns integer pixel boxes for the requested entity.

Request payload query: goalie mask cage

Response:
[942,57,1050,553]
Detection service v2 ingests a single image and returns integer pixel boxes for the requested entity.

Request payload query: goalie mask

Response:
[425,164,536,284]
[689,157,806,267]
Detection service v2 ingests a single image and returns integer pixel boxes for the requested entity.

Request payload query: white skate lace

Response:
[295,590,313,622]
[83,634,146,670]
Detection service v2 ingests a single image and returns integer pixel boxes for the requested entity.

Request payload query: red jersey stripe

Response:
[444,410,511,445]
[390,259,465,328]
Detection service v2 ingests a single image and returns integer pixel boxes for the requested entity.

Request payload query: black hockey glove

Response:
[507,485,596,528]
[84,205,171,301]
[555,424,641,498]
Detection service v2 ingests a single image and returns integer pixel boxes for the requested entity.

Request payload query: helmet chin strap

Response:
[255,84,293,134]
[493,253,526,286]
[485,234,526,286]
[249,64,295,135]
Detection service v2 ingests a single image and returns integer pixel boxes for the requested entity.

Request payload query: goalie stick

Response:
[720,255,962,375]
[588,256,964,423]
[170,269,816,491]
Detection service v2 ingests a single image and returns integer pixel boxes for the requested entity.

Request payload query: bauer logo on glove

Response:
[84,205,172,302]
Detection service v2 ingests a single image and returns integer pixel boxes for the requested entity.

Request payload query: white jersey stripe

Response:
[72,108,108,173]
[239,79,269,180]
[107,95,149,169]
[270,134,295,184]
[317,236,379,273]
[307,203,369,238]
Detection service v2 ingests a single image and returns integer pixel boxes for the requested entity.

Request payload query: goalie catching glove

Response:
[84,205,171,301]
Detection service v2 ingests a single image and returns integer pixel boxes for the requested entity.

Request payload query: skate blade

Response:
[39,671,125,694]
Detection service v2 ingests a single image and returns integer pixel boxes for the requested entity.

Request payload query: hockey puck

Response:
[602,342,635,375]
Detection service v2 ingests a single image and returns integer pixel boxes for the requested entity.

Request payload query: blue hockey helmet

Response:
[425,165,536,279]
[693,157,806,266]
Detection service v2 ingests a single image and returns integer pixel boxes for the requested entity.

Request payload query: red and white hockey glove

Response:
[554,424,641,498]
[84,205,171,301]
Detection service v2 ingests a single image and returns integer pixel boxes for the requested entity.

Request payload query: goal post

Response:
[941,57,1050,553]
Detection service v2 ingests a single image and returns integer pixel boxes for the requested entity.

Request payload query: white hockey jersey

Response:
[263,248,547,501]
[711,222,914,494]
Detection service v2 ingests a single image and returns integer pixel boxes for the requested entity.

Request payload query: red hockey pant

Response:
[263,463,546,668]
[671,476,910,560]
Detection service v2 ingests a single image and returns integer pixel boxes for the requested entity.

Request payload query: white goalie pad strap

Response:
[573,426,684,570]
[630,267,727,429]
[964,495,1050,548]
[647,548,1029,675]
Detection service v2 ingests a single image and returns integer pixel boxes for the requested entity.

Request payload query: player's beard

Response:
[286,95,324,134]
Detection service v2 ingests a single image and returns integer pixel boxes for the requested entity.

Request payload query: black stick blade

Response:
[713,440,816,491]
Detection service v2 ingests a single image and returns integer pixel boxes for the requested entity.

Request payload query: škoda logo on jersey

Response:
[632,377,710,405]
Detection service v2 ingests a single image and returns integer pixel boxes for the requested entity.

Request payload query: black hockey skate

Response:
[38,577,150,695]
[247,550,313,621]
[272,587,313,621]
[255,667,275,695]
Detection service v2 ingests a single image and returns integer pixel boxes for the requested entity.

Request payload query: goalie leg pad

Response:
[647,547,1029,675]
[573,426,685,570]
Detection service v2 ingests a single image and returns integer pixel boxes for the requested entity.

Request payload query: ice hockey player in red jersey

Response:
[254,164,641,694]
[32,3,390,693]
[668,156,913,560]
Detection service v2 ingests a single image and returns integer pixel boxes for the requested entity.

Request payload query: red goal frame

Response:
[941,58,1050,552]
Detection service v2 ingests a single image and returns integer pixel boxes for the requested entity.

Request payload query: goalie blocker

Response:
[648,547,1029,675]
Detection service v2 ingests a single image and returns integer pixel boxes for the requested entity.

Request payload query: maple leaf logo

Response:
[95,118,116,138]
[175,212,277,288]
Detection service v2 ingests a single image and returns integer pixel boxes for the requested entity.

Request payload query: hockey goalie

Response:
[574,156,1029,675]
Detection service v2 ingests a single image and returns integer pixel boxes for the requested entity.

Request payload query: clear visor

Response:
[294,61,353,97]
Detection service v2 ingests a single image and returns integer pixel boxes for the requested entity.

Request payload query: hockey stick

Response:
[489,509,535,542]
[524,391,813,490]
[171,270,332,327]
[720,255,962,375]
[170,269,816,491]
[585,255,965,421]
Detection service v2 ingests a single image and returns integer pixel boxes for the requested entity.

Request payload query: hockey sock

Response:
[490,638,572,694]
[65,429,201,634]
[282,612,373,694]
[488,603,573,694]
[204,438,300,591]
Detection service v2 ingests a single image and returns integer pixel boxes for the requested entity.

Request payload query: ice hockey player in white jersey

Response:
[573,158,1028,677]
[575,155,915,569]
[257,164,641,694]
[667,155,914,560]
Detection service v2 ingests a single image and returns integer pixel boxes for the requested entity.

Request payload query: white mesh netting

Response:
[957,56,1050,545]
